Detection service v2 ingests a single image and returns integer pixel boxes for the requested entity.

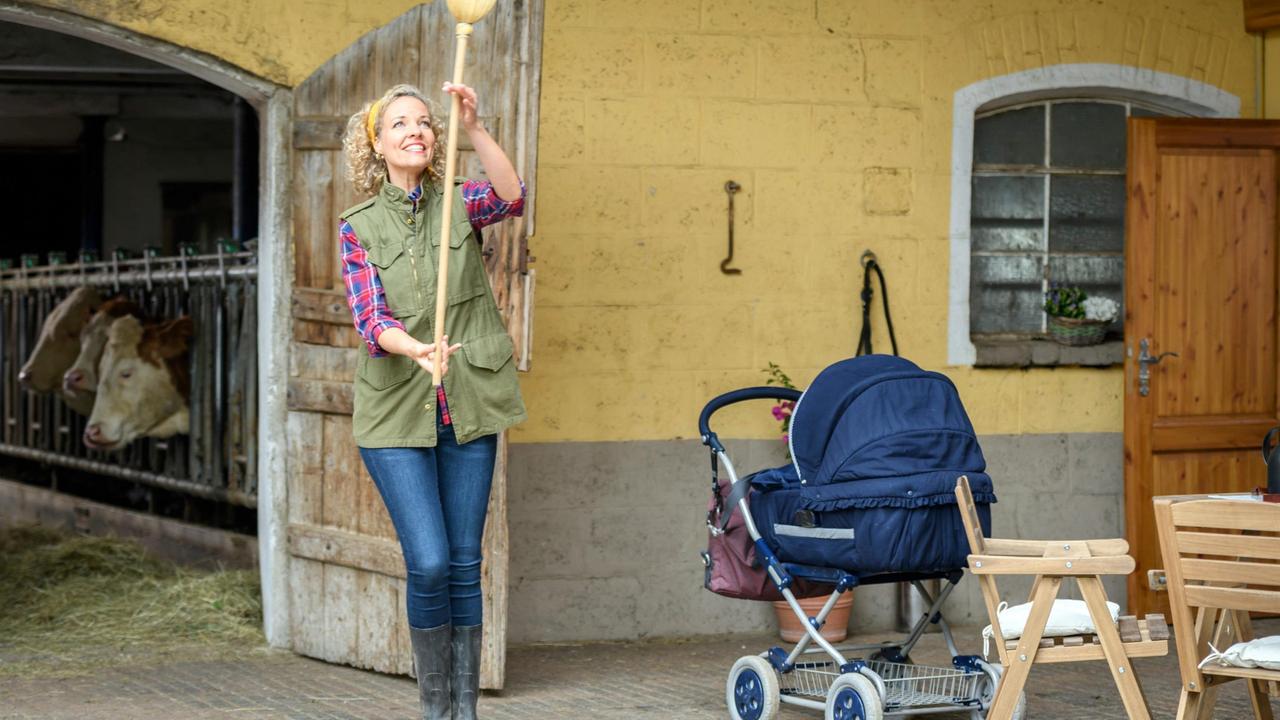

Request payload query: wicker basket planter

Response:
[1048,316,1108,346]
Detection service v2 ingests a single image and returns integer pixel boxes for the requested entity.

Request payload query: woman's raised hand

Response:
[442,82,481,132]
[410,335,463,377]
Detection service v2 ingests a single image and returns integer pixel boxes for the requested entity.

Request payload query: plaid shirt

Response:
[341,179,525,425]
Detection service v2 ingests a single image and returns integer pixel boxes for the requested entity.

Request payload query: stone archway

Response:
[0,0,295,648]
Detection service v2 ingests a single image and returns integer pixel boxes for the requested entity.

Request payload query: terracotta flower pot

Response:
[772,592,854,643]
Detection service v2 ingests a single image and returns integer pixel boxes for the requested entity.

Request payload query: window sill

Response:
[973,338,1124,368]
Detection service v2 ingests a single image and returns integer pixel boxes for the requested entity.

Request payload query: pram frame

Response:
[702,387,1003,719]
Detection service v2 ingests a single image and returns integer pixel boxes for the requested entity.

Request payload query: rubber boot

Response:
[409,624,451,720]
[451,624,482,720]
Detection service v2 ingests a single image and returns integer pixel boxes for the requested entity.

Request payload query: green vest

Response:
[341,179,526,447]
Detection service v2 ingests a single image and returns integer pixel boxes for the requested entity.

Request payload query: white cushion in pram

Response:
[982,599,1119,657]
[1199,635,1280,671]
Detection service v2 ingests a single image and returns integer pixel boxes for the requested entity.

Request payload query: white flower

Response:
[1082,296,1119,323]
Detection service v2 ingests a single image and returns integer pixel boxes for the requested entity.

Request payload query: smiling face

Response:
[373,95,436,185]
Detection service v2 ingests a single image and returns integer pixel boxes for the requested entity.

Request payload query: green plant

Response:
[1043,285,1087,319]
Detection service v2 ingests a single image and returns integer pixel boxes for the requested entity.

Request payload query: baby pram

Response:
[699,355,1022,719]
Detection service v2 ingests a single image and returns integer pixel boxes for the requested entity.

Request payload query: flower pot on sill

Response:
[1048,316,1108,347]
[772,592,854,643]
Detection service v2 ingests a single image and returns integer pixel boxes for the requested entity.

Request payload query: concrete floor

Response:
[3,620,1278,719]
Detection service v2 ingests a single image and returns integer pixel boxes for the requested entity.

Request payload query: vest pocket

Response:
[431,220,488,305]
[430,217,475,249]
[461,332,514,371]
[364,243,420,318]
[359,354,416,390]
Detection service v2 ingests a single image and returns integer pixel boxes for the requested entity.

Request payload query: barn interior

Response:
[0,21,259,546]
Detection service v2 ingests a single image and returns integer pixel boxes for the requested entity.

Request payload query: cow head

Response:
[84,315,193,451]
[19,286,101,393]
[62,296,146,414]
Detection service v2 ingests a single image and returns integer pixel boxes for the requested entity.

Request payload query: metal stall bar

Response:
[0,251,259,508]
[0,441,256,507]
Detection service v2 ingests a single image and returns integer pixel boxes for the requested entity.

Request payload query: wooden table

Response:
[1152,493,1280,720]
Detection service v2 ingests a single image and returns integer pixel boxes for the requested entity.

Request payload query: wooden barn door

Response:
[1124,119,1280,616]
[285,1,542,687]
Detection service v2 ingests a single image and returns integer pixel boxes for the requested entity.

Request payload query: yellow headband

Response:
[366,99,384,146]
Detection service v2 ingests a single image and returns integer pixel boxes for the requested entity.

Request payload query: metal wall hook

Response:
[721,180,742,275]
[861,249,877,268]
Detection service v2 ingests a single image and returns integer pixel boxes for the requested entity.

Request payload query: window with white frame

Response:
[968,99,1175,339]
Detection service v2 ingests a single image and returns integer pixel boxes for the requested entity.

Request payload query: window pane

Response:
[1050,102,1125,170]
[1047,255,1123,329]
[1049,175,1125,253]
[971,175,1044,252]
[1131,105,1171,118]
[974,105,1044,166]
[970,254,1044,334]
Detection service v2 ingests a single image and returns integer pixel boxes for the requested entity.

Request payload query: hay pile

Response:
[0,526,266,677]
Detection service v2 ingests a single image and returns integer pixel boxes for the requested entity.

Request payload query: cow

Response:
[18,287,102,414]
[61,297,147,413]
[83,315,193,451]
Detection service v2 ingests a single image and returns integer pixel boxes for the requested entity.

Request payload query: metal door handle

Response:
[1137,338,1178,397]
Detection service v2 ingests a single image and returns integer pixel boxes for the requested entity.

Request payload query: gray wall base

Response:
[507,433,1124,644]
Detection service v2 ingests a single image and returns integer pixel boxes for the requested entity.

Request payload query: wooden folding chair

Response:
[1153,496,1280,720]
[955,476,1168,720]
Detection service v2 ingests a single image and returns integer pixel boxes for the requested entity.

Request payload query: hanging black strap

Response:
[856,252,899,357]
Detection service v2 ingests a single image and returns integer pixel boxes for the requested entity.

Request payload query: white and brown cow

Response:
[19,287,102,414]
[61,297,147,413]
[84,315,193,451]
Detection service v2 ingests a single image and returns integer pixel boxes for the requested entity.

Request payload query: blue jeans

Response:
[358,419,497,630]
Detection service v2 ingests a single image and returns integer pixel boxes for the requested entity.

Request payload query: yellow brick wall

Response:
[14,0,1258,442]
[517,0,1256,443]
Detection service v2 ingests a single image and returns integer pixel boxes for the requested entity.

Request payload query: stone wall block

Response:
[542,30,643,94]
[811,105,920,168]
[586,97,699,166]
[863,167,913,216]
[647,34,756,97]
[756,38,865,103]
[702,0,821,34]
[863,39,922,106]
[701,100,811,168]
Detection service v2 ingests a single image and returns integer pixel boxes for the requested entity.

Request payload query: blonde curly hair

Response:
[343,84,447,197]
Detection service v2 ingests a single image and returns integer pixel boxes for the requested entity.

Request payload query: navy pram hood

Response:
[747,355,995,576]
[781,355,993,506]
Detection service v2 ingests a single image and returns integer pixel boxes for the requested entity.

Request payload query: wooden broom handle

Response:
[432,23,474,388]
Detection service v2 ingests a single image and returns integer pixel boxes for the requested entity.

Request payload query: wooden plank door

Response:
[1124,119,1280,616]
[286,0,543,688]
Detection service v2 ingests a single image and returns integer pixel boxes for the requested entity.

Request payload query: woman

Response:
[339,82,526,720]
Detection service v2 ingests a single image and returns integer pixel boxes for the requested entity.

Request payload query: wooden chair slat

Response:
[1180,558,1280,587]
[1170,500,1280,533]
[1176,531,1280,561]
[1201,665,1280,682]
[1183,585,1280,613]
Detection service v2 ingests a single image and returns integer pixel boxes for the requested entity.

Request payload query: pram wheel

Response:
[975,660,1027,720]
[726,655,779,720]
[824,672,882,720]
